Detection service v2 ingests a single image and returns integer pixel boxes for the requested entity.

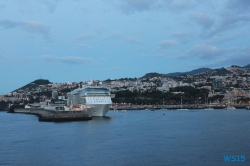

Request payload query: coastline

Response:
[112,104,249,110]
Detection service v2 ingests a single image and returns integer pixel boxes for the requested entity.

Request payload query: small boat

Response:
[24,105,31,109]
[177,96,188,110]
[224,99,236,110]
[246,106,250,110]
[224,105,236,110]
[122,110,126,113]
[204,104,214,110]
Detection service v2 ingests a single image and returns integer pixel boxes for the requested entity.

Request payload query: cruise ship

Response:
[66,86,112,116]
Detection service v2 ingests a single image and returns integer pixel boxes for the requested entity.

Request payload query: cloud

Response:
[0,20,22,29]
[207,34,241,45]
[0,20,50,39]
[39,0,59,13]
[180,44,224,59]
[168,0,196,11]
[103,31,123,40]
[195,1,250,37]
[212,47,250,67]
[171,31,191,38]
[190,12,214,29]
[119,0,156,14]
[23,21,49,36]
[171,31,192,44]
[72,33,94,42]
[1,55,39,61]
[117,0,198,14]
[210,13,250,36]
[226,0,250,12]
[76,44,93,50]
[41,55,92,64]
[126,36,143,44]
[157,40,177,49]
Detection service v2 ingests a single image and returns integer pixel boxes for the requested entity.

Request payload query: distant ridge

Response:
[243,64,250,68]
[11,64,250,93]
[163,68,212,76]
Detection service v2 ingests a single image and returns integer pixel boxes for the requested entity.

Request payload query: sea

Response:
[0,109,250,166]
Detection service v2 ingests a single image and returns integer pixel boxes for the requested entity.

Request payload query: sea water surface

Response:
[0,109,250,166]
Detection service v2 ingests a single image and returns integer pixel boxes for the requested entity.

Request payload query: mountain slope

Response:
[163,68,212,76]
[211,67,232,76]
[243,64,250,68]
[13,79,51,92]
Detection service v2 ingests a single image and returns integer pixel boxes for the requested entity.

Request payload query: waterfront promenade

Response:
[113,104,249,110]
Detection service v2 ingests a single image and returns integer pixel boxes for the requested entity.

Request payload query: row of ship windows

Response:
[85,91,109,93]
[86,99,110,101]
[86,98,110,101]
[88,97,109,99]
[86,100,110,103]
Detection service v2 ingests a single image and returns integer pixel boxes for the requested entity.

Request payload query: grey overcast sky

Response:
[0,0,250,93]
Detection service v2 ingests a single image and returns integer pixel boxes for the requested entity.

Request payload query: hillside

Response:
[211,68,232,76]
[163,68,212,76]
[141,72,163,78]
[13,79,51,92]
[243,64,250,68]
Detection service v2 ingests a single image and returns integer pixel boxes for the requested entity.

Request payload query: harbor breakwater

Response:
[8,105,92,122]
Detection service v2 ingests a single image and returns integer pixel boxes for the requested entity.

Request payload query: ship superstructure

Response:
[67,86,112,116]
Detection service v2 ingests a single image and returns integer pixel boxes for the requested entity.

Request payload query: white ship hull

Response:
[67,85,113,117]
[86,104,111,116]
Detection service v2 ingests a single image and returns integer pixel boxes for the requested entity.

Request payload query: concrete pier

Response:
[8,105,92,121]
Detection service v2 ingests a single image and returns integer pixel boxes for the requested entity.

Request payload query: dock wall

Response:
[8,106,92,121]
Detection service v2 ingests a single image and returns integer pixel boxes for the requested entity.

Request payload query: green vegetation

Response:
[141,72,162,78]
[32,79,51,85]
[211,68,232,76]
[13,79,51,92]
[112,86,210,105]
[0,101,12,111]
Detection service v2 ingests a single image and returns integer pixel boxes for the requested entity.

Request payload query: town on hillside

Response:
[1,65,250,109]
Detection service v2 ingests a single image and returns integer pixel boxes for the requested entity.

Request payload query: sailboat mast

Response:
[181,96,182,109]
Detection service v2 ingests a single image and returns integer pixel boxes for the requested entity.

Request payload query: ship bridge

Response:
[81,87,110,96]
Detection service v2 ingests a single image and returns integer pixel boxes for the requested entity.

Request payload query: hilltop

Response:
[141,72,163,78]
[210,67,232,76]
[12,79,51,92]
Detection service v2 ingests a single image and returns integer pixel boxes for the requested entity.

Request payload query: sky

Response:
[0,0,250,93]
